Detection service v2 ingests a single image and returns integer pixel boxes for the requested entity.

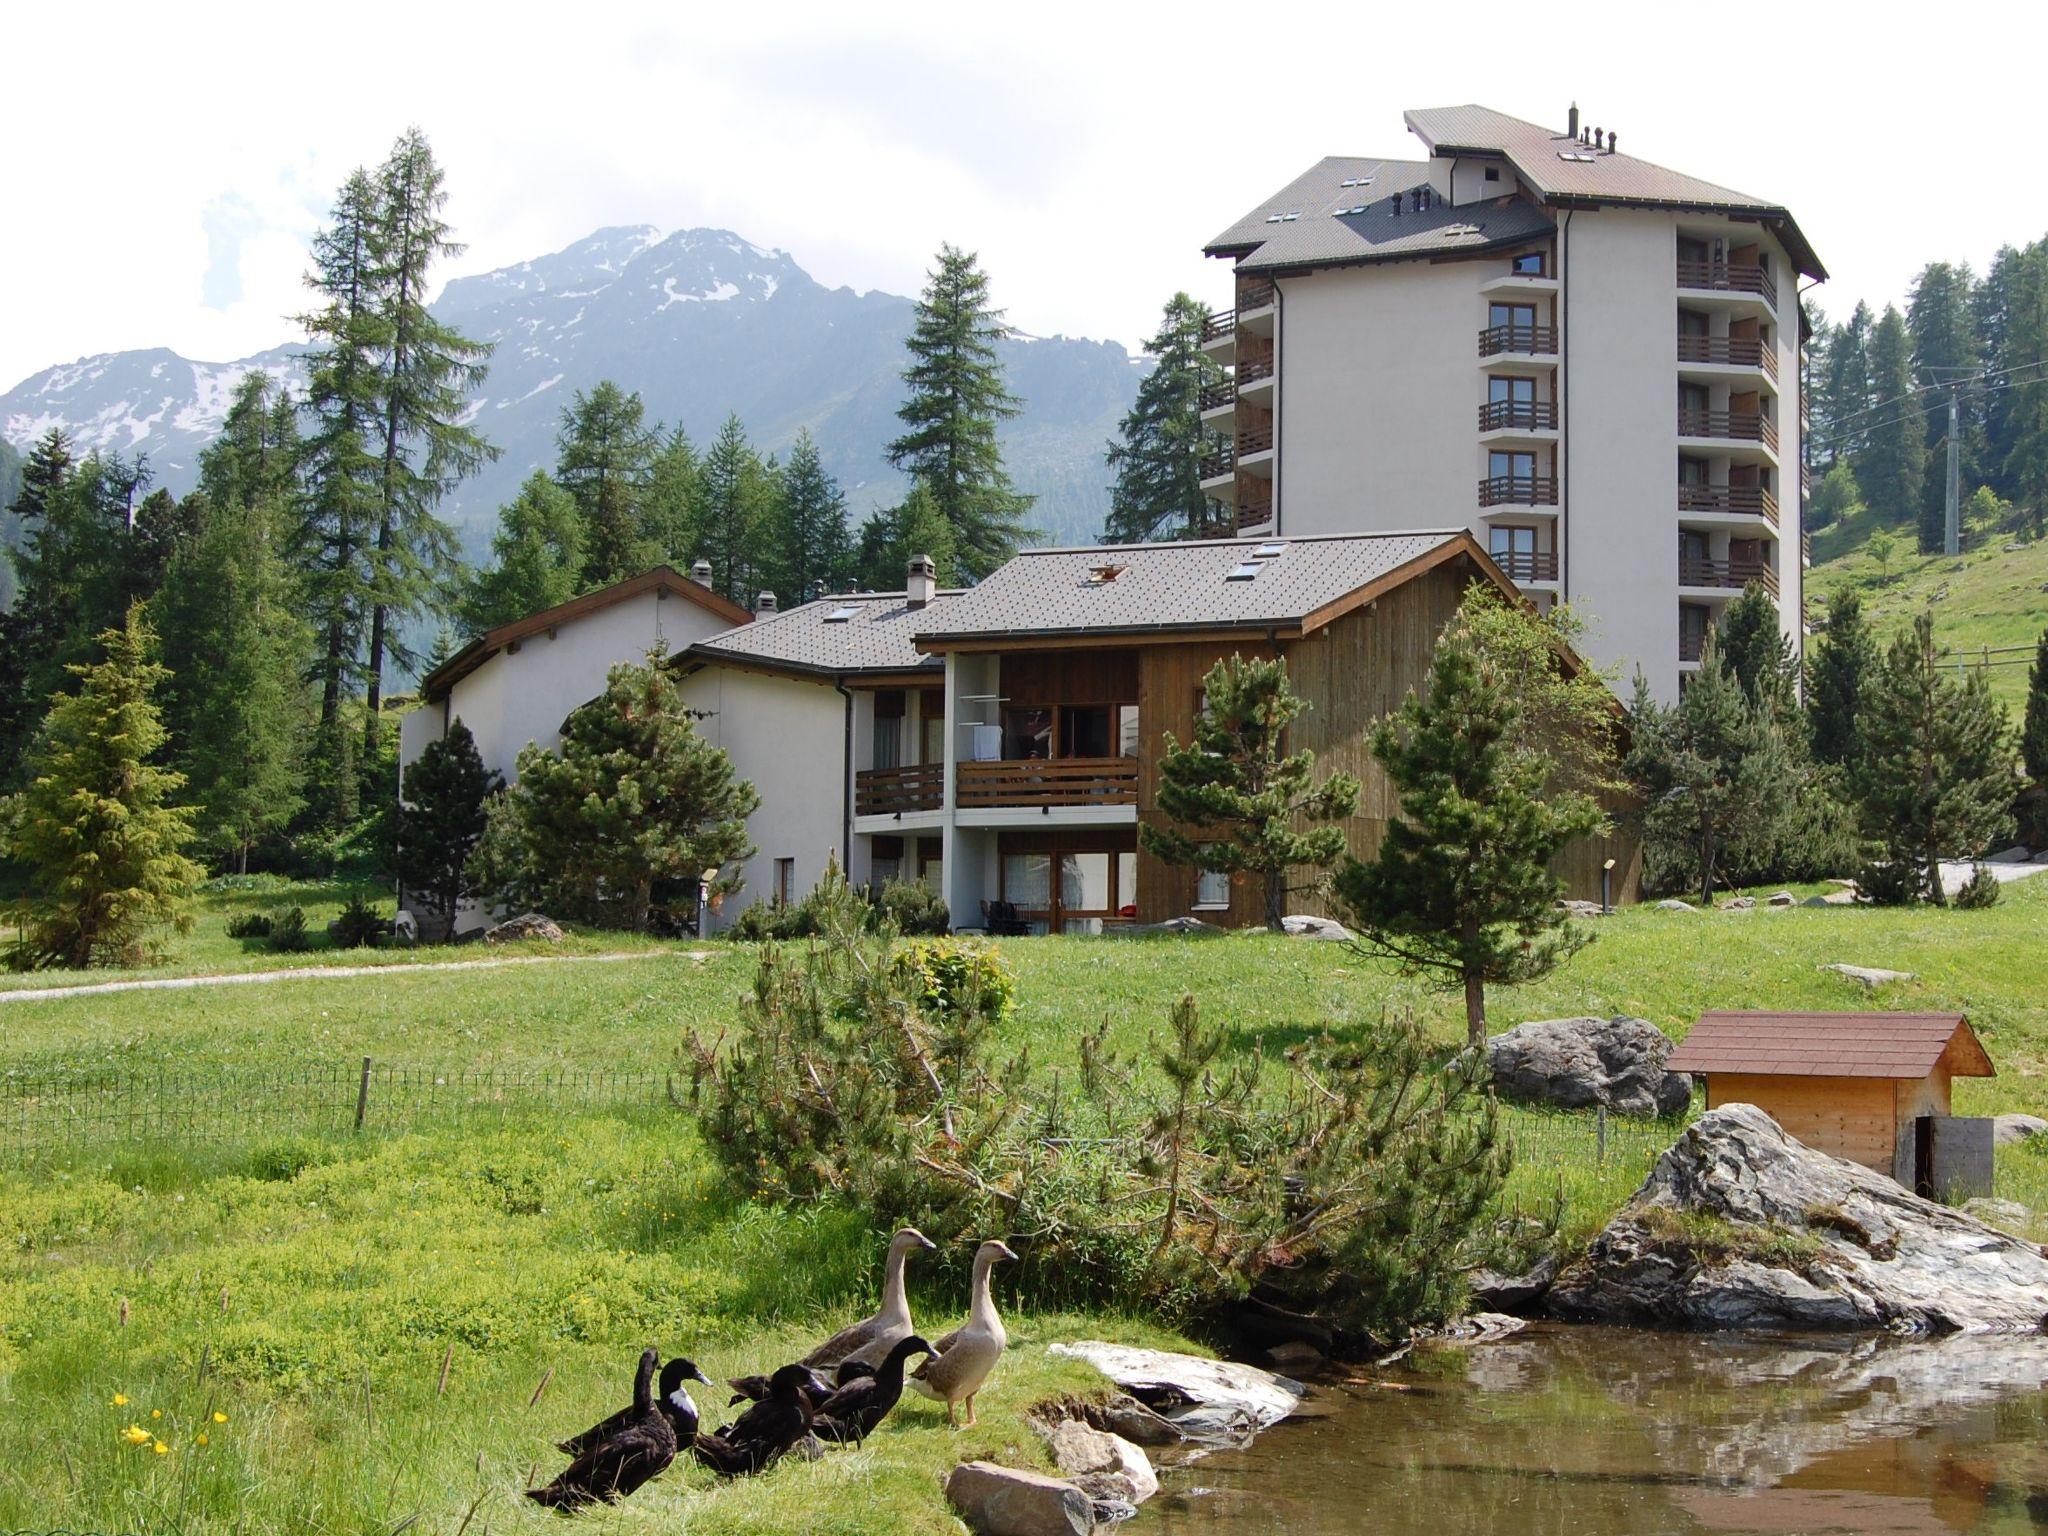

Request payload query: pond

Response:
[1144,1325,2048,1534]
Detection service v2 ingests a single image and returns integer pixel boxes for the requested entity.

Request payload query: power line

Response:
[1811,355,2048,432]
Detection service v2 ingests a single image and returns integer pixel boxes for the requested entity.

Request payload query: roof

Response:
[420,567,753,703]
[910,530,1501,648]
[1205,156,1451,256]
[1667,1012,1995,1081]
[683,590,953,679]
[1403,104,1825,279]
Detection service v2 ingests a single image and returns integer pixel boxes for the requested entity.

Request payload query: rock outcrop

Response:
[945,1462,1095,1536]
[1044,1419,1159,1514]
[1822,963,1915,987]
[1992,1113,2047,1148]
[1280,914,1351,941]
[1654,899,1699,912]
[1485,1015,1692,1118]
[1046,1342,1303,1444]
[1549,1104,2048,1333]
[483,912,565,945]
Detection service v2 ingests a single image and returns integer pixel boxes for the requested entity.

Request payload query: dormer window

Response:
[1512,252,1546,277]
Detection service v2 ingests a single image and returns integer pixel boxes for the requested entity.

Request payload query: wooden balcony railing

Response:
[1679,557,1779,597]
[1237,275,1276,310]
[1234,488,1274,532]
[1678,483,1780,526]
[1200,440,1235,481]
[1676,333,1778,381]
[1477,399,1559,433]
[1199,380,1236,411]
[1801,528,1812,565]
[1479,474,1559,507]
[1202,309,1236,343]
[1680,630,1707,663]
[1478,324,1558,357]
[1676,259,1778,309]
[1237,424,1275,457]
[1492,549,1559,583]
[855,762,943,816]
[1678,408,1779,453]
[956,757,1139,810]
[1237,353,1275,385]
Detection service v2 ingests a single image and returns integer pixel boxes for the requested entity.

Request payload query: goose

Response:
[810,1333,933,1444]
[526,1347,677,1510]
[558,1357,714,1456]
[692,1362,824,1477]
[726,1356,873,1410]
[799,1226,938,1371]
[909,1240,1018,1427]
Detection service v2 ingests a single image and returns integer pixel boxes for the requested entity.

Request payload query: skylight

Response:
[1225,561,1264,582]
[1558,151,1595,163]
[823,605,857,623]
[1253,541,1287,559]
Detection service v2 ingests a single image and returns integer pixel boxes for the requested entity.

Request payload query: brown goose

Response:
[526,1347,676,1509]
[910,1240,1017,1426]
[799,1226,937,1371]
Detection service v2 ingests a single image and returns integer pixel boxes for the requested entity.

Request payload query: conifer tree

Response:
[2,608,202,968]
[1712,582,1798,716]
[1907,260,1981,548]
[2024,626,2048,790]
[1996,242,2048,533]
[887,244,1034,577]
[693,415,771,604]
[1335,624,1600,1045]
[462,471,587,633]
[1807,588,1876,770]
[765,430,852,601]
[200,373,301,513]
[1103,292,1221,544]
[363,127,497,745]
[641,427,700,566]
[557,380,660,585]
[1856,305,1925,525]
[395,718,501,933]
[856,480,956,592]
[1815,301,1873,466]
[1143,654,1360,933]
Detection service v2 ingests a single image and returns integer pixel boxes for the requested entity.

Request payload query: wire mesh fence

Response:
[1502,1103,1688,1182]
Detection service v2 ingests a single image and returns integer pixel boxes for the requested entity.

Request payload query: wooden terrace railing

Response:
[854,763,943,816]
[1491,549,1559,583]
[1677,483,1780,526]
[1679,557,1779,597]
[1477,399,1559,433]
[1478,323,1558,357]
[1478,474,1559,507]
[955,757,1139,810]
[1676,333,1778,380]
[1676,259,1778,309]
[1678,408,1779,453]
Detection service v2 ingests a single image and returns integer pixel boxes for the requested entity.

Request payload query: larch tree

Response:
[1,607,202,969]
[1996,242,2048,533]
[201,373,301,514]
[641,427,701,567]
[1334,623,1600,1046]
[765,430,852,602]
[1855,305,1925,526]
[557,380,660,586]
[394,718,501,934]
[1814,301,1872,466]
[1807,587,1877,771]
[693,415,772,605]
[1141,654,1359,933]
[1103,292,1221,544]
[462,471,587,634]
[886,244,1034,577]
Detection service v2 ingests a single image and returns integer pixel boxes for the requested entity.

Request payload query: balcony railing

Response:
[1238,424,1275,457]
[1199,380,1236,411]
[1679,556,1779,597]
[1492,549,1559,583]
[956,757,1139,810]
[855,762,944,816]
[1678,408,1779,453]
[1477,399,1559,433]
[1479,474,1559,507]
[1202,309,1236,343]
[1237,275,1276,310]
[1678,483,1779,526]
[1237,353,1275,386]
[1478,324,1558,357]
[1234,487,1274,532]
[1676,259,1778,310]
[1680,630,1707,663]
[1200,441,1235,481]
[1676,333,1778,381]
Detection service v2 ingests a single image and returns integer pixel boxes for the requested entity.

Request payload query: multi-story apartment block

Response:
[1199,104,1825,701]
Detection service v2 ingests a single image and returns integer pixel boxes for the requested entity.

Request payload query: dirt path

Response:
[0,948,711,1004]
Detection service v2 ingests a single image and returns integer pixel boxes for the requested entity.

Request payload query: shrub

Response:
[889,937,1015,1028]
[225,911,275,941]
[875,878,949,935]
[330,894,386,949]
[1953,864,2001,909]
[268,905,310,953]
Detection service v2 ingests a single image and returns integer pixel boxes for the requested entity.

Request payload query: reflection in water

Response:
[1143,1326,2048,1535]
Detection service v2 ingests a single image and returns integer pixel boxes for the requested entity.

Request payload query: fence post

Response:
[1596,1102,1608,1165]
[354,1057,373,1132]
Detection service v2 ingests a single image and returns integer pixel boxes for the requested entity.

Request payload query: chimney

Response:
[1567,102,1580,139]
[690,558,713,588]
[1607,130,1617,154]
[1390,192,1401,217]
[906,553,937,610]
[754,590,778,617]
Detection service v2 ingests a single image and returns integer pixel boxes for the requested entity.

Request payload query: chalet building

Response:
[1200,104,1825,703]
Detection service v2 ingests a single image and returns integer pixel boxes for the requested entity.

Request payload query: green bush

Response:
[889,936,1015,1025]
[268,905,310,953]
[225,911,275,940]
[1954,864,2002,909]
[876,878,950,935]
[331,894,387,949]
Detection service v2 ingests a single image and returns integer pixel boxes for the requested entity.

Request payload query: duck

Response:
[799,1226,938,1371]
[909,1240,1018,1427]
[810,1333,933,1444]
[726,1356,873,1410]
[558,1356,713,1456]
[526,1347,677,1510]
[692,1362,825,1477]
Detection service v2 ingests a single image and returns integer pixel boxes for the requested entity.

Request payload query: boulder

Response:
[1045,1420,1159,1508]
[1467,1251,1558,1314]
[1822,963,1915,987]
[1963,1198,2037,1236]
[1281,914,1351,941]
[1718,896,1756,911]
[1255,1340,1326,1376]
[1484,1015,1692,1118]
[1047,1342,1303,1444]
[1077,1393,1185,1448]
[1548,1104,2048,1333]
[1994,1113,2048,1149]
[1558,899,1604,920]
[391,909,420,944]
[945,1462,1094,1536]
[1766,891,1798,908]
[483,912,564,945]
[1119,916,1224,938]
[1654,899,1698,913]
[1988,845,2031,865]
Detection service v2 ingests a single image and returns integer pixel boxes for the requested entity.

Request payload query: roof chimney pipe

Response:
[754,590,778,617]
[1390,192,1401,216]
[906,553,937,610]
[690,558,713,588]
[1567,102,1580,139]
[1607,130,1617,154]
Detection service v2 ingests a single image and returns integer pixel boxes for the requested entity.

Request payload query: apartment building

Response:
[1199,104,1825,701]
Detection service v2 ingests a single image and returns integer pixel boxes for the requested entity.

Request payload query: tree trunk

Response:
[1264,868,1285,934]
[1925,847,1946,906]
[1463,966,1487,1051]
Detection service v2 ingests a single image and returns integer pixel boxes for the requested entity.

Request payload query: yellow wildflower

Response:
[124,1425,151,1445]
[213,1411,228,1424]
[150,1409,162,1419]
[197,1432,210,1446]
[153,1440,168,1455]
[112,1392,130,1407]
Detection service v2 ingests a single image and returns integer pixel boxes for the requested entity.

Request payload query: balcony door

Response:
[1004,703,1139,763]
[1000,834,1139,935]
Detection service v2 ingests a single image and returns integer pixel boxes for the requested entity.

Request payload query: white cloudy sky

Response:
[2,0,2040,387]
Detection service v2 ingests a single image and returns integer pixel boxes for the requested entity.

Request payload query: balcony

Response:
[1202,309,1236,344]
[1198,379,1236,411]
[1679,556,1779,597]
[1236,423,1275,475]
[1680,630,1706,664]
[1479,474,1559,508]
[1478,323,1558,358]
[1199,440,1235,484]
[1678,483,1779,527]
[1233,486,1274,533]
[855,762,943,816]
[1238,353,1275,386]
[1678,408,1779,454]
[1493,549,1559,584]
[1676,259,1778,310]
[956,757,1139,810]
[1237,274,1276,312]
[1477,399,1559,434]
[1677,333,1777,382]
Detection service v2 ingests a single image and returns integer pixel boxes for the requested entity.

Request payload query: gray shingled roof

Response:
[685,591,948,677]
[1234,189,1553,276]
[1205,156,1438,255]
[911,531,1470,644]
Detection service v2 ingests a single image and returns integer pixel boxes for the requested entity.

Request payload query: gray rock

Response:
[1963,1197,2036,1235]
[391,910,419,944]
[1485,1015,1692,1118]
[1467,1251,1558,1313]
[1079,1393,1185,1448]
[1045,1420,1159,1508]
[1548,1104,2048,1333]
[1993,1113,2048,1148]
[1654,899,1699,913]
[1048,1342,1303,1445]
[1119,917,1224,939]
[945,1461,1095,1536]
[1766,891,1798,908]
[1280,914,1351,941]
[1989,845,2031,864]
[1558,899,1604,920]
[1256,1340,1326,1376]
[483,912,564,945]
[1718,896,1757,911]
[1823,963,1915,987]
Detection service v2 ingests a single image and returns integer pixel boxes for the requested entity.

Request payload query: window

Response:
[1488,375,1536,405]
[1061,706,1114,759]
[1680,531,1710,563]
[1490,525,1536,559]
[1490,450,1537,481]
[919,692,946,765]
[1678,308,1710,337]
[774,858,795,905]
[1510,250,1542,274]
[1485,166,1502,184]
[1195,852,1231,910]
[1004,708,1053,761]
[872,689,904,770]
[1000,838,1138,933]
[1489,301,1537,331]
[1116,705,1142,758]
[1678,455,1710,488]
[1680,383,1710,415]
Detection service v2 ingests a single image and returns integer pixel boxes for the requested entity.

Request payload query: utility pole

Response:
[1944,384,1961,557]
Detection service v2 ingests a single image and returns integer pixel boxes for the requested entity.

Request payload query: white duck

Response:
[909,1239,1018,1426]
[800,1226,938,1372]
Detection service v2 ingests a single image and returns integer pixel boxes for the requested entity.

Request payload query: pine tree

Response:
[1977,243,2024,498]
[1103,293,1222,544]
[2022,626,2048,789]
[362,128,497,748]
[1996,242,2048,533]
[764,430,852,601]
[1142,655,1359,933]
[1857,612,2017,903]
[1815,301,1873,466]
[395,718,501,933]
[855,480,957,591]
[1855,305,1925,525]
[641,428,700,567]
[693,415,771,604]
[886,244,1034,577]
[0,431,76,784]
[1907,261,1981,549]
[1,607,202,968]
[557,380,660,585]
[462,471,587,633]
[1712,582,1798,715]
[1334,623,1601,1046]
[200,373,301,513]
[1808,587,1877,770]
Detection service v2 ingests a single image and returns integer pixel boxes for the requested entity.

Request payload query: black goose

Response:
[726,1357,873,1410]
[558,1357,713,1455]
[526,1347,677,1510]
[693,1362,823,1477]
[810,1333,932,1444]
